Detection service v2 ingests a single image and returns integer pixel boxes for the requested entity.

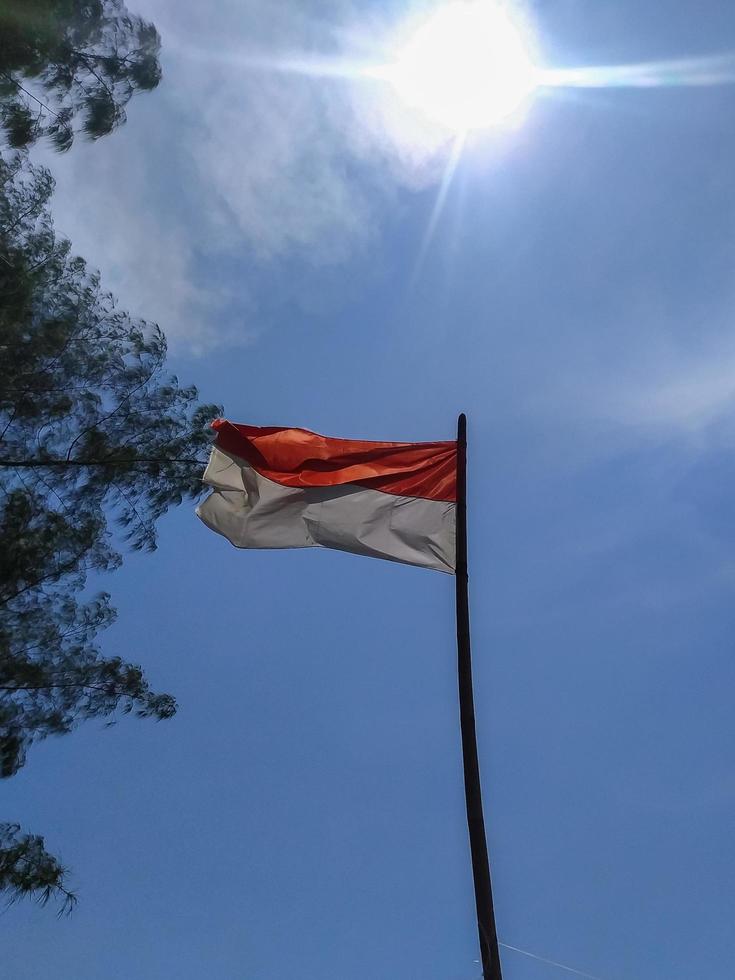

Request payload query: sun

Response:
[373,1,539,131]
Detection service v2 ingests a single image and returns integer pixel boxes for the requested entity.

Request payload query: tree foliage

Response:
[0,152,220,777]
[0,499,176,778]
[0,154,221,906]
[0,822,76,913]
[0,0,161,151]
[0,153,220,909]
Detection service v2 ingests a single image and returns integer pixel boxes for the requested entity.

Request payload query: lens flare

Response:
[542,54,735,90]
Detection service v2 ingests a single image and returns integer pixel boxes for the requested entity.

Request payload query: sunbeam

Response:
[412,130,467,283]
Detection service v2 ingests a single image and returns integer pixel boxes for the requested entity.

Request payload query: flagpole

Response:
[456,413,502,980]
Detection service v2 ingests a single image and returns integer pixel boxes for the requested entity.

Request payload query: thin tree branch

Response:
[0,457,206,467]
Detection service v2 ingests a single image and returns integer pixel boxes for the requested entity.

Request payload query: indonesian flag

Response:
[197,420,457,573]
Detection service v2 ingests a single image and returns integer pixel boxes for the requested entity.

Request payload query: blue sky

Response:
[4,1,735,978]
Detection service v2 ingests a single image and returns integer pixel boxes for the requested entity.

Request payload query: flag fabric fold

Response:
[197,420,457,573]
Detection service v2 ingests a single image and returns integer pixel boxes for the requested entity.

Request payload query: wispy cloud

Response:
[579,329,735,439]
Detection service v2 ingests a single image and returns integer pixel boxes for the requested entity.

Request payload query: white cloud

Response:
[36,0,455,351]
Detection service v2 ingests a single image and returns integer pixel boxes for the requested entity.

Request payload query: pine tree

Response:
[0,0,161,151]
[0,154,221,907]
[0,823,76,913]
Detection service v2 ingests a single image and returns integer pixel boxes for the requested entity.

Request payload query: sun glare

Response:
[372,1,539,131]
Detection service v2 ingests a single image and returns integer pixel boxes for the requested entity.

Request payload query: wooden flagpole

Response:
[456,413,502,980]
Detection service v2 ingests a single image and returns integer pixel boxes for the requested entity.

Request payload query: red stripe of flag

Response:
[212,419,458,502]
